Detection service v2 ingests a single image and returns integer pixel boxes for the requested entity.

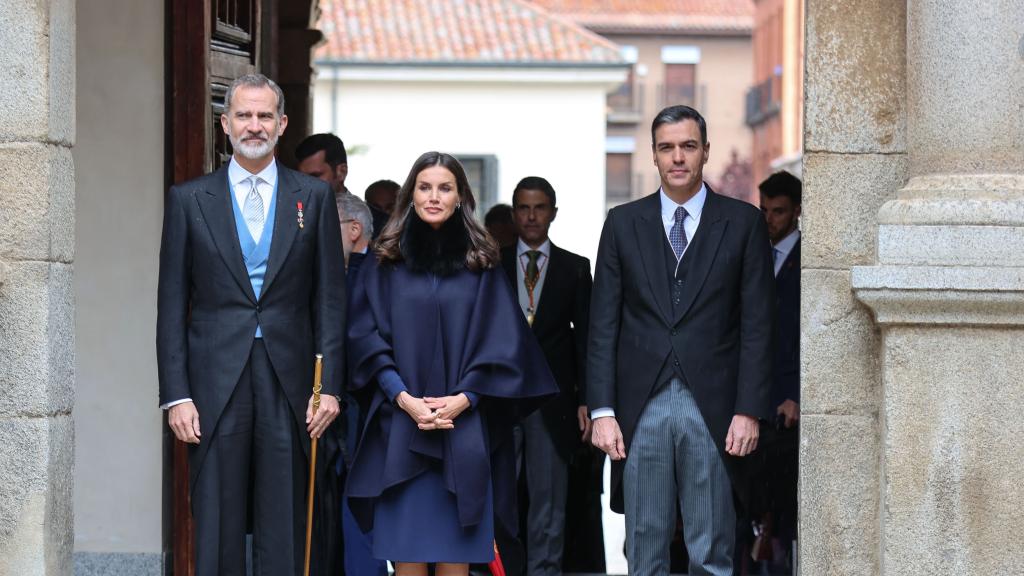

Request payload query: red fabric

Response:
[488,541,506,576]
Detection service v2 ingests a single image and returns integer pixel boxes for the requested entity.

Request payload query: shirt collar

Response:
[774,228,801,259]
[228,156,279,189]
[660,183,707,224]
[517,238,551,258]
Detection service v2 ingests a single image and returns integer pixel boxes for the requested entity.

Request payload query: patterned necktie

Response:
[242,176,265,241]
[669,206,688,260]
[525,250,541,287]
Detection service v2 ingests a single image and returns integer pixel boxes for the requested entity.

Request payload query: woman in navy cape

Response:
[345,151,558,575]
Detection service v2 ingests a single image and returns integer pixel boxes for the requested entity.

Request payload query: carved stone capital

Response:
[852,265,1024,326]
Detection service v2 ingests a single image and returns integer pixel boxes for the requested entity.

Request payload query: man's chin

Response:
[235,143,274,160]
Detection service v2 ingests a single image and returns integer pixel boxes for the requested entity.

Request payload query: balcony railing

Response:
[745,76,781,127]
[607,81,645,123]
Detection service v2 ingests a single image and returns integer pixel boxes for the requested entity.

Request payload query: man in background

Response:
[756,170,801,573]
[502,176,593,576]
[296,132,349,196]
[363,179,399,240]
[337,193,373,272]
[332,191,387,576]
[486,203,517,249]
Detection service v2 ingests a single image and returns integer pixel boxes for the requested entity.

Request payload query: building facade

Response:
[747,0,804,185]
[532,0,757,206]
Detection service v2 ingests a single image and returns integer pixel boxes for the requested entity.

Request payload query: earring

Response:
[409,201,414,208]
[456,202,462,209]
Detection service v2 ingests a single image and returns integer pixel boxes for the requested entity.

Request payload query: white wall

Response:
[74,0,164,557]
[314,69,617,263]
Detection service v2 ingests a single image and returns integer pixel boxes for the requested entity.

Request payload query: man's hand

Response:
[397,391,453,430]
[168,402,201,444]
[577,405,592,443]
[725,414,759,457]
[777,399,800,429]
[306,394,341,439]
[591,416,626,460]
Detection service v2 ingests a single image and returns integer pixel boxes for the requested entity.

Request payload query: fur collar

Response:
[401,212,468,276]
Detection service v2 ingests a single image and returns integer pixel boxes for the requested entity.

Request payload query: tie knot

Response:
[674,206,688,224]
[526,250,541,264]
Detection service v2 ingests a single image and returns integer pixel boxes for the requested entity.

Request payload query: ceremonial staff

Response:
[303,354,323,576]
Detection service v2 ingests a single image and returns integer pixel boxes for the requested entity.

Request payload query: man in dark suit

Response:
[158,74,345,576]
[296,132,349,196]
[364,179,399,240]
[757,170,801,571]
[500,176,593,576]
[588,105,774,576]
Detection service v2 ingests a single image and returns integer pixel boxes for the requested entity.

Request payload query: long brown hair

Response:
[375,152,500,271]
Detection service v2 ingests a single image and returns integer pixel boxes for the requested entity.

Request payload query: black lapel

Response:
[262,164,310,297]
[532,243,563,331]
[778,238,800,283]
[672,188,726,326]
[194,165,258,304]
[633,192,673,326]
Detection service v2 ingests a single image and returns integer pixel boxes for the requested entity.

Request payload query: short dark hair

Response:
[484,203,513,227]
[651,105,708,147]
[758,171,802,205]
[511,176,557,208]
[364,179,400,205]
[295,133,347,168]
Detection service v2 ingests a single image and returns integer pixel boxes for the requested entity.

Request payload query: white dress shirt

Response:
[161,158,279,411]
[592,184,708,421]
[772,229,800,277]
[515,238,551,319]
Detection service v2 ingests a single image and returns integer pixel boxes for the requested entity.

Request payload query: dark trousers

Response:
[191,340,306,576]
[516,411,569,576]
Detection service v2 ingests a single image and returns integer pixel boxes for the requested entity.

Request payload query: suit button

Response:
[256,305,262,312]
[674,359,681,367]
[670,329,677,336]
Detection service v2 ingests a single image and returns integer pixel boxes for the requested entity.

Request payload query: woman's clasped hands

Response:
[396,391,471,430]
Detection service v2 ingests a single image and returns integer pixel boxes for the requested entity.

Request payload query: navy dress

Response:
[345,254,557,563]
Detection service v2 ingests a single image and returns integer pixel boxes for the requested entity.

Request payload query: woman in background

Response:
[345,151,557,576]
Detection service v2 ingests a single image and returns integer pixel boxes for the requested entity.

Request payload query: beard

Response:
[230,129,279,160]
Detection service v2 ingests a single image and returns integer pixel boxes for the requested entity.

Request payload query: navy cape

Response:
[345,257,558,534]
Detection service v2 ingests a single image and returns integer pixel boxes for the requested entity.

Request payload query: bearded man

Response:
[157,73,346,575]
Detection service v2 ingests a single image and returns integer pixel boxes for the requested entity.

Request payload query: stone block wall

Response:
[800,1,907,574]
[0,0,76,574]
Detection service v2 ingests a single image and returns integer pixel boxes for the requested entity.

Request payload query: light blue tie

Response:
[669,206,688,260]
[242,176,265,241]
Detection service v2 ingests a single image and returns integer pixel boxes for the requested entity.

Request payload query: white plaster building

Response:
[314,0,629,263]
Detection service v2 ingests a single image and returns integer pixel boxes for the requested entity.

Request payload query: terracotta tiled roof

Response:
[527,0,753,35]
[317,0,626,65]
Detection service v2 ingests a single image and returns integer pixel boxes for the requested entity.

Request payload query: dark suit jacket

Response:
[501,243,592,458]
[587,186,774,512]
[772,238,800,408]
[156,161,346,482]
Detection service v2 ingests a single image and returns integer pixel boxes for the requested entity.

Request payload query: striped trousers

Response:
[623,378,735,576]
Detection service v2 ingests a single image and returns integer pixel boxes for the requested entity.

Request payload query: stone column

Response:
[0,1,76,575]
[851,1,1024,574]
